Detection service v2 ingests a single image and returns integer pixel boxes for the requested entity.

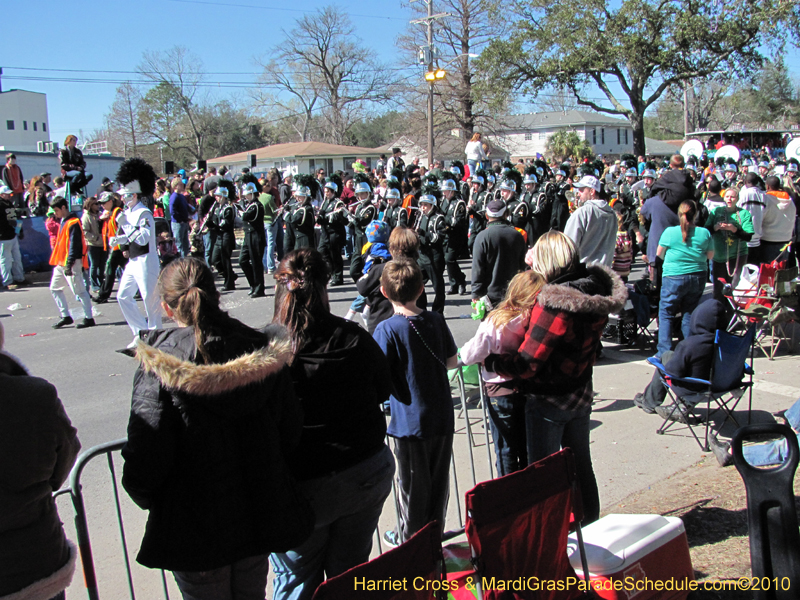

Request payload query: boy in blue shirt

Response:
[374,258,458,545]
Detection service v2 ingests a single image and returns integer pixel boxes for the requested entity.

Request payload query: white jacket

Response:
[737,185,767,248]
[465,140,488,162]
[761,191,796,243]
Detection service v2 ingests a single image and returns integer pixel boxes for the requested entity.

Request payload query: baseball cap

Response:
[485,200,506,217]
[573,176,601,192]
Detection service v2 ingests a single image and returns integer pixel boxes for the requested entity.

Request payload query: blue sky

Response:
[6,0,800,146]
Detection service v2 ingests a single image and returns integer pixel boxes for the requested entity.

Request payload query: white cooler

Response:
[567,514,694,600]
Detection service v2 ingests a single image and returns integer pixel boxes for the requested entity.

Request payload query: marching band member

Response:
[439,173,468,295]
[317,174,347,285]
[240,182,266,298]
[417,182,447,314]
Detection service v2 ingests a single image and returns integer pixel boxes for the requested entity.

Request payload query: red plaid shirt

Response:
[487,302,608,411]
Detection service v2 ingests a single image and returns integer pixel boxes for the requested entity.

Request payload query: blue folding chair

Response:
[647,326,756,451]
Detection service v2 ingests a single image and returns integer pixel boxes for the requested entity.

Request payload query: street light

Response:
[425,69,447,81]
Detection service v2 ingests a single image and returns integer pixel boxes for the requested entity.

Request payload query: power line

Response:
[165,0,408,21]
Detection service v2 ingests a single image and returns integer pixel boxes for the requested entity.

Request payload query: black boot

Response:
[53,316,74,329]
[76,318,96,329]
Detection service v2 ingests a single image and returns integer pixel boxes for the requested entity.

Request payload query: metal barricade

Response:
[55,438,170,600]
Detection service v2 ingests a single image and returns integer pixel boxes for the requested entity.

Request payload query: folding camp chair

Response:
[724,258,799,360]
[311,521,446,600]
[629,280,658,350]
[648,325,755,452]
[453,448,591,600]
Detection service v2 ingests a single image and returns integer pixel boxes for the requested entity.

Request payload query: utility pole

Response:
[683,82,690,140]
[411,0,449,168]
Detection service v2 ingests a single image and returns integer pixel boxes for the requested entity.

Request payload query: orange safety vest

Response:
[50,216,89,269]
[103,206,122,251]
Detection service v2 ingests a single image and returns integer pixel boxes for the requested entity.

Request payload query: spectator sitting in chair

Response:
[634,298,729,421]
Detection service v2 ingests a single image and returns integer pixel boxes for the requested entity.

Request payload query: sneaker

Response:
[709,434,734,467]
[52,316,74,329]
[76,318,96,329]
[383,530,400,547]
[633,393,655,414]
[655,404,699,425]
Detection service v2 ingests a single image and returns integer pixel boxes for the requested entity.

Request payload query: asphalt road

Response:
[3,257,799,599]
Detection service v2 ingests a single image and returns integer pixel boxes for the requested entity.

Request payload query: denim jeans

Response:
[88,245,107,291]
[487,392,528,476]
[0,235,24,286]
[742,398,800,466]
[524,391,599,524]
[172,221,190,257]
[270,445,395,600]
[657,272,706,358]
[204,232,214,266]
[173,554,270,600]
[265,221,279,271]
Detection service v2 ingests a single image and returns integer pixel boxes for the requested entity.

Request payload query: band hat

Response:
[0,185,13,195]
[324,181,338,192]
[685,164,696,172]
[642,169,656,179]
[40,172,51,177]
[99,192,116,204]
[213,187,229,197]
[295,186,311,197]
[450,166,461,175]
[472,175,485,185]
[557,169,567,177]
[573,175,601,192]
[354,181,371,195]
[485,199,506,217]
[724,164,737,172]
[625,168,638,177]
[242,182,258,195]
[440,179,457,191]
[523,174,537,184]
[789,163,799,173]
[386,188,401,199]
[419,193,436,204]
[388,174,398,182]
[758,161,770,168]
[499,179,516,192]
[117,180,142,195]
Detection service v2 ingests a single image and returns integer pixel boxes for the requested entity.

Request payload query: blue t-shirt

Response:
[373,311,457,439]
[169,192,190,223]
[658,225,712,276]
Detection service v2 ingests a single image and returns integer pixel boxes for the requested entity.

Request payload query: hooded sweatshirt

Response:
[663,298,729,396]
[284,312,392,479]
[762,190,797,243]
[122,322,313,571]
[650,170,696,211]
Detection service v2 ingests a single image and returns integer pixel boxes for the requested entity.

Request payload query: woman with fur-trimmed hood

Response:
[483,231,627,525]
[0,321,81,600]
[121,258,313,597]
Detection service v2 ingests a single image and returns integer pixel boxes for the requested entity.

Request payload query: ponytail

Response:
[158,258,229,363]
[273,249,330,352]
[678,201,697,243]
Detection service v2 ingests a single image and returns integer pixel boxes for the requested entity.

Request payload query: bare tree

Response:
[137,46,209,159]
[256,6,394,145]
[251,61,319,142]
[530,85,579,114]
[400,0,508,139]
[105,82,143,157]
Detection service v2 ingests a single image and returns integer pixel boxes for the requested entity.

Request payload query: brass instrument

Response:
[531,193,547,216]
[408,206,422,233]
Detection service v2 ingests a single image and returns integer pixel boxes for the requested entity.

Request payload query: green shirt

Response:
[704,206,754,263]
[259,193,276,225]
[658,225,712,276]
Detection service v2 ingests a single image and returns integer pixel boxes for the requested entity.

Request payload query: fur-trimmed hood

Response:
[537,263,627,316]
[135,324,292,398]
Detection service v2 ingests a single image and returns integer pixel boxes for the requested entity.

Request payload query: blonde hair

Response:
[471,132,482,142]
[64,134,77,146]
[489,270,545,329]
[525,231,580,282]
[724,187,739,201]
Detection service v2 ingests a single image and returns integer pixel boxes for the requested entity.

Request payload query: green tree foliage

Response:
[546,130,593,162]
[477,0,800,156]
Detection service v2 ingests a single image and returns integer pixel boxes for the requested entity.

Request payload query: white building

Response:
[0,89,52,152]
[488,110,635,159]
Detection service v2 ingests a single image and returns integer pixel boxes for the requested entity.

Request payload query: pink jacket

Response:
[460,314,528,385]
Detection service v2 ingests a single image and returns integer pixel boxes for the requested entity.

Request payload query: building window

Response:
[33,122,37,132]
[308,158,316,172]
[6,120,14,130]
[43,123,47,132]
[601,128,605,144]
[23,121,28,131]
[592,128,597,144]
[343,157,356,171]
[624,129,628,144]
[539,131,547,140]
[617,129,621,144]
[524,132,532,141]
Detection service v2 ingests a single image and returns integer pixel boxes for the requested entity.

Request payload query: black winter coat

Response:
[121,322,313,571]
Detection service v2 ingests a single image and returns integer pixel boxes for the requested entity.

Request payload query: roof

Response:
[497,110,631,131]
[377,135,510,160]
[644,137,683,156]
[208,141,382,164]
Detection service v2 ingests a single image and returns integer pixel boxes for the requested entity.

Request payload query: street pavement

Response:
[2,258,799,599]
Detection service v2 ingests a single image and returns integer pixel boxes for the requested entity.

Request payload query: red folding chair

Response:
[460,449,592,600]
[311,521,446,600]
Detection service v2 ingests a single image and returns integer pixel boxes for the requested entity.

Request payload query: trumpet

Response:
[408,206,422,232]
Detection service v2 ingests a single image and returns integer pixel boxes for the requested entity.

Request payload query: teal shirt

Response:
[658,225,712,276]
[704,206,754,263]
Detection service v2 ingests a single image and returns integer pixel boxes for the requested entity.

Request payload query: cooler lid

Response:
[567,514,686,575]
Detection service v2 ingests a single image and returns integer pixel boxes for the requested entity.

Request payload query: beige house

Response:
[208,141,383,177]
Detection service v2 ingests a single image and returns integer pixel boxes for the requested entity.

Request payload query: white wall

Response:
[10,151,124,193]
[0,90,51,152]
[489,125,635,159]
